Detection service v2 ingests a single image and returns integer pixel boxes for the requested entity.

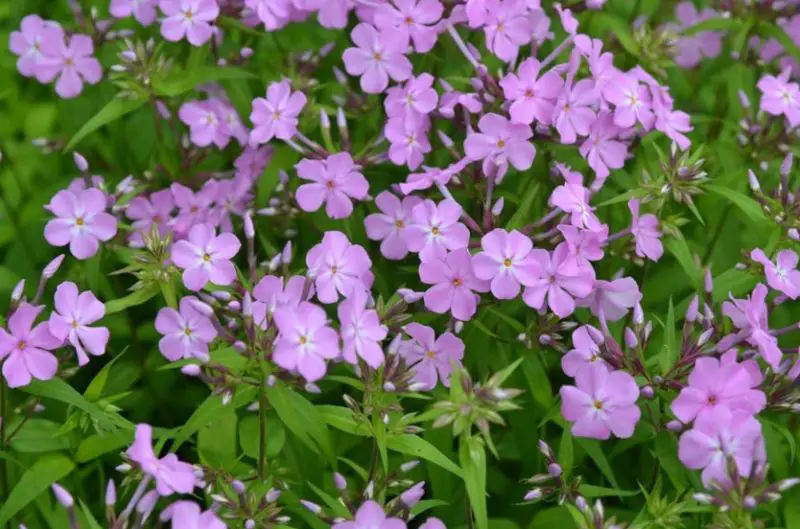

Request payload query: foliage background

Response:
[0,0,799,528]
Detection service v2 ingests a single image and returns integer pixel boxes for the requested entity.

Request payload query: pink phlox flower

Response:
[316,0,351,29]
[159,0,220,46]
[155,296,217,361]
[472,228,540,299]
[249,79,307,145]
[49,282,109,366]
[179,100,231,149]
[168,502,225,529]
[562,325,608,377]
[170,181,218,236]
[127,424,196,496]
[8,15,64,79]
[419,248,490,321]
[671,355,766,425]
[399,158,471,195]
[549,181,602,231]
[628,198,663,261]
[213,98,249,145]
[721,284,781,368]
[554,2,578,34]
[244,0,291,30]
[464,113,535,174]
[306,231,373,304]
[557,224,607,273]
[603,71,655,129]
[213,176,253,232]
[235,145,274,182]
[483,0,532,63]
[580,111,628,180]
[374,0,444,53]
[37,32,102,99]
[757,68,800,128]
[385,73,439,120]
[560,363,641,440]
[398,323,464,391]
[522,243,595,319]
[364,191,422,260]
[0,303,61,388]
[332,500,407,529]
[126,189,174,248]
[295,152,369,219]
[438,89,483,118]
[44,188,118,260]
[273,301,340,382]
[678,407,765,487]
[403,199,470,262]
[576,276,641,322]
[553,79,597,144]
[464,0,489,28]
[110,0,159,25]
[654,108,693,151]
[170,223,241,291]
[338,289,388,369]
[385,114,432,170]
[342,23,412,94]
[751,248,800,299]
[576,37,616,95]
[252,275,307,329]
[666,2,723,69]
[500,57,564,125]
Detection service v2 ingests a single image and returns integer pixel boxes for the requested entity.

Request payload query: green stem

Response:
[0,378,9,528]
[258,385,267,480]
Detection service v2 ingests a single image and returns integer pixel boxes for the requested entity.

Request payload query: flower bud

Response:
[232,480,246,494]
[266,488,281,503]
[738,89,750,109]
[240,47,254,58]
[666,420,684,432]
[397,288,423,303]
[105,480,116,506]
[51,484,74,508]
[492,197,505,216]
[624,328,638,349]
[686,295,699,322]
[244,213,255,240]
[748,169,760,192]
[704,269,713,293]
[282,241,293,263]
[575,496,588,511]
[333,472,347,491]
[73,152,89,172]
[11,280,25,302]
[641,386,654,399]
[43,254,66,279]
[524,489,542,501]
[400,482,425,507]
[136,490,158,516]
[181,364,202,377]
[633,302,644,325]
[548,463,562,477]
[401,460,420,473]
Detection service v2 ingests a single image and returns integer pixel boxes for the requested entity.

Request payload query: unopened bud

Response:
[106,480,116,506]
[686,295,699,322]
[73,152,89,172]
[400,482,425,507]
[241,47,253,58]
[266,488,281,503]
[790,228,800,241]
[181,364,202,377]
[136,490,158,516]
[624,328,638,349]
[401,460,420,473]
[693,493,714,504]
[492,197,504,216]
[232,480,246,494]
[300,500,321,515]
[333,472,347,491]
[524,489,542,501]
[51,484,74,508]
[748,169,760,192]
[704,269,713,293]
[11,280,25,302]
[738,89,750,109]
[397,288,423,303]
[666,420,684,432]
[244,213,255,240]
[641,386,654,399]
[43,254,66,279]
[548,463,562,477]
[575,496,588,511]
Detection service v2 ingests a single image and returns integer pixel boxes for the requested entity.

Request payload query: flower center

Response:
[503,258,512,268]
[71,320,79,329]
[184,8,194,20]
[525,89,534,98]
[184,327,192,337]
[395,219,405,229]
[203,253,211,262]
[404,16,414,25]
[75,217,85,226]
[373,52,383,61]
[452,277,463,287]
[425,350,436,359]
[17,340,27,351]
[326,180,336,189]
[272,111,281,121]
[496,139,506,148]
[707,394,718,405]
[299,336,308,345]
[330,265,338,275]
[593,400,603,410]
[431,226,440,236]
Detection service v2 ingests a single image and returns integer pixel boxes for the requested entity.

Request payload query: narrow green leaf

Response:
[65,97,147,151]
[506,183,540,230]
[387,434,463,478]
[660,299,678,372]
[665,236,701,289]
[267,383,336,465]
[172,387,257,452]
[318,405,370,436]
[460,439,488,529]
[104,285,160,315]
[707,184,768,225]
[152,67,257,97]
[22,379,132,431]
[575,439,620,489]
[0,454,75,525]
[76,431,132,463]
[579,484,640,498]
[238,415,285,459]
[559,430,573,480]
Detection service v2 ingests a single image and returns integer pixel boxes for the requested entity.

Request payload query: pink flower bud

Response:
[43,254,65,279]
[106,480,117,506]
[748,169,760,192]
[524,489,542,501]
[491,197,504,216]
[266,488,281,503]
[241,47,253,58]
[300,500,321,515]
[666,420,684,432]
[548,463,562,477]
[333,472,347,491]
[73,152,89,172]
[244,213,255,240]
[11,279,25,302]
[400,482,425,507]
[181,365,202,377]
[51,484,74,508]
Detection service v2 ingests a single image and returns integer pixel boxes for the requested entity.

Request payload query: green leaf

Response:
[198,407,238,468]
[387,434,463,478]
[22,379,132,431]
[579,484,640,498]
[0,453,76,525]
[8,419,70,453]
[76,431,133,463]
[575,439,620,489]
[84,350,126,402]
[707,184,768,225]
[660,299,678,372]
[267,383,336,466]
[172,387,257,452]
[592,13,640,57]
[460,438,488,529]
[318,405,371,436]
[238,415,286,459]
[152,67,257,97]
[65,97,147,151]
[559,429,573,481]
[506,183,540,230]
[665,236,701,289]
[104,285,160,315]
[681,17,741,36]
[80,501,104,529]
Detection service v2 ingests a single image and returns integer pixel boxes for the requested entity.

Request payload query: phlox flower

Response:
[557,224,607,273]
[252,275,306,330]
[562,325,607,377]
[126,189,174,247]
[472,228,539,299]
[49,282,109,366]
[249,80,307,145]
[306,231,373,304]
[671,352,766,425]
[170,181,218,236]
[0,303,61,388]
[629,199,663,262]
[332,500,407,529]
[721,284,781,368]
[666,2,724,69]
[342,23,412,94]
[577,276,641,322]
[750,248,800,299]
[549,182,602,232]
[171,223,241,291]
[44,188,118,260]
[295,153,369,219]
[155,297,217,361]
[400,158,470,195]
[8,15,64,79]
[159,0,220,46]
[168,502,225,529]
[37,32,101,99]
[483,0,531,63]
[500,58,564,125]
[364,191,422,260]
[560,363,641,440]
[384,74,439,120]
[245,0,291,30]
[603,72,654,129]
[553,79,597,144]
[678,408,765,487]
[110,0,159,25]
[464,113,536,174]
[403,199,470,262]
[579,112,627,180]
[273,302,340,382]
[235,145,273,182]
[127,424,196,496]
[385,115,432,170]
[179,100,231,149]
[338,289,388,369]
[654,108,693,151]
[398,323,464,391]
[316,0,351,29]
[757,69,800,128]
[522,244,595,319]
[419,248,490,321]
[373,0,444,53]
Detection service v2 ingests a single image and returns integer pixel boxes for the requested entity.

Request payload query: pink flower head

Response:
[342,23,412,94]
[628,199,663,262]
[37,33,101,99]
[522,244,595,319]
[110,0,159,25]
[553,79,597,144]
[235,145,273,182]
[178,100,230,149]
[295,153,369,219]
[577,277,641,322]
[757,69,800,128]
[273,302,340,382]
[245,0,291,30]
[472,228,539,299]
[171,224,241,291]
[249,80,307,145]
[464,113,536,174]
[562,325,608,377]
[252,275,306,330]
[603,72,654,129]
[317,0,351,29]
[8,15,64,79]
[127,424,196,496]
[668,2,724,69]
[338,289,388,369]
[332,500,407,529]
[155,297,217,362]
[483,0,531,62]
[385,74,439,120]
[0,303,61,388]
[168,502,225,529]
[500,58,564,125]
[385,115,432,170]
[373,0,444,53]
[549,182,602,232]
[400,158,470,195]
[398,323,464,391]
[419,248,490,321]
[721,284,781,368]
[306,231,373,304]
[678,408,765,487]
[671,354,766,425]
[654,108,693,151]
[126,189,174,247]
[579,112,627,180]
[170,181,218,236]
[44,188,118,260]
[403,199,470,262]
[557,224,607,273]
[560,363,641,440]
[159,0,220,46]
[49,282,109,367]
[364,191,422,260]
[751,248,800,299]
